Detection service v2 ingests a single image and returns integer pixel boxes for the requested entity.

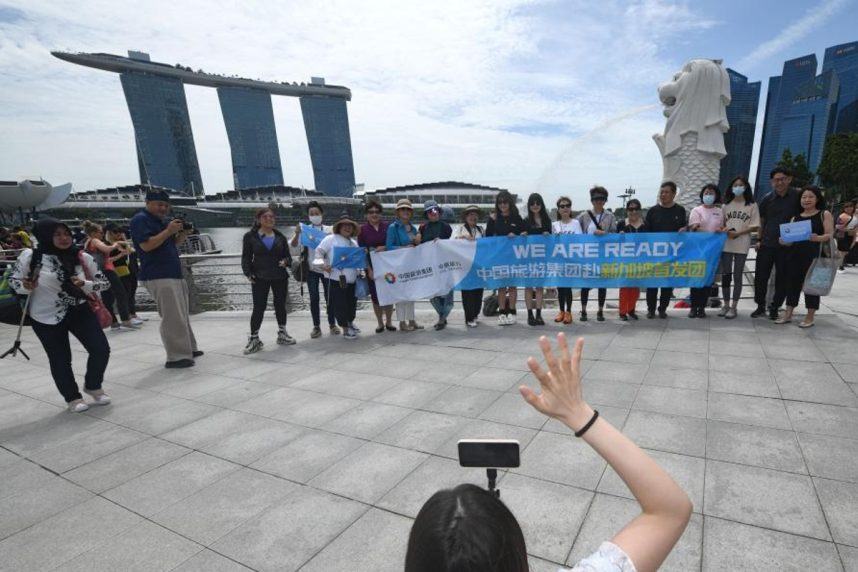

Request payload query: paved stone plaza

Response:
[0,278,857,571]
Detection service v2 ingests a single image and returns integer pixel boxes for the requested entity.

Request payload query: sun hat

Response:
[423,199,440,213]
[395,198,413,211]
[332,212,359,234]
[462,204,481,216]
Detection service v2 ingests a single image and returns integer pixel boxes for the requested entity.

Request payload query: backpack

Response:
[482,291,499,317]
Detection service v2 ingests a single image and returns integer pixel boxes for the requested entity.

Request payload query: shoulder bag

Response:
[78,252,113,329]
[803,237,838,297]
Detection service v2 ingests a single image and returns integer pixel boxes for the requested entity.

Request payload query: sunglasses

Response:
[627,207,640,212]
[592,197,607,202]
[367,210,381,214]
[558,204,571,208]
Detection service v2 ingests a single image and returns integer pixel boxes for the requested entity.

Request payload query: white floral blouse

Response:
[563,542,637,572]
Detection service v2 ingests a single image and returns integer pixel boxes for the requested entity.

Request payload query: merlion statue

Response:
[653,59,731,209]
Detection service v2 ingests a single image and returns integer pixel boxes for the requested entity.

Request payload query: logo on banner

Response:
[384,272,397,284]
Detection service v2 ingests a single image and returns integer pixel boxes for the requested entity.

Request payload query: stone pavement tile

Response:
[300,508,412,572]
[651,349,710,370]
[702,516,842,571]
[599,448,704,511]
[376,410,471,452]
[529,555,567,572]
[410,362,481,383]
[422,385,503,418]
[1,372,77,402]
[0,392,63,433]
[708,353,772,376]
[771,360,858,407]
[194,379,278,407]
[372,379,449,408]
[88,392,219,435]
[513,431,606,490]
[62,437,190,493]
[763,339,828,362]
[815,338,858,364]
[211,486,366,572]
[160,409,269,449]
[478,393,550,430]
[612,329,663,349]
[152,374,239,400]
[325,353,424,379]
[708,338,766,358]
[643,365,708,390]
[0,447,18,469]
[237,387,361,428]
[321,401,413,439]
[841,545,858,571]
[251,429,363,483]
[377,455,488,518]
[291,370,401,400]
[55,519,202,572]
[599,344,654,365]
[0,496,141,571]
[585,361,648,384]
[310,442,427,504]
[0,458,57,501]
[151,468,299,546]
[707,368,780,398]
[800,433,858,482]
[542,406,629,435]
[633,385,707,419]
[580,378,640,409]
[458,366,532,391]
[28,423,147,474]
[103,451,239,517]
[433,418,538,460]
[500,472,593,563]
[172,549,254,571]
[659,330,709,354]
[623,410,707,457]
[815,477,858,547]
[833,362,858,383]
[707,392,792,430]
[248,361,322,386]
[706,420,806,474]
[704,460,830,540]
[785,401,858,439]
[567,493,703,572]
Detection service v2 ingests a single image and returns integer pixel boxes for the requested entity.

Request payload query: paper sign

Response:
[780,219,812,243]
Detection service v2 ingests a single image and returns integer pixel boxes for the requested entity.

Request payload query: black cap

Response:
[145,188,171,202]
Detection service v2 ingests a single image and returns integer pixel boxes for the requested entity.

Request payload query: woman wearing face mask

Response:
[313,213,363,339]
[524,193,552,326]
[577,187,616,322]
[486,190,525,325]
[359,200,395,333]
[552,196,583,325]
[687,184,725,318]
[720,176,759,318]
[291,201,336,338]
[386,199,423,332]
[616,199,646,320]
[10,219,112,412]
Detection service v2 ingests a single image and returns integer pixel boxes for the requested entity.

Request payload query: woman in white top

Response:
[720,176,760,318]
[552,196,583,325]
[291,201,336,338]
[406,333,692,572]
[836,200,857,272]
[313,213,362,340]
[10,219,112,412]
[455,205,485,327]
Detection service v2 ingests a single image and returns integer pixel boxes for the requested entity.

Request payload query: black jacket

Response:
[486,213,526,236]
[241,229,292,281]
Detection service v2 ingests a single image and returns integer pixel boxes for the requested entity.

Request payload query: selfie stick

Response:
[1,278,35,361]
[487,468,500,498]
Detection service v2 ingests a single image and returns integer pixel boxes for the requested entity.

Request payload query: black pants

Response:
[785,250,821,310]
[250,278,288,334]
[690,286,711,310]
[308,271,335,327]
[557,288,573,312]
[461,289,484,322]
[580,288,606,309]
[31,304,110,403]
[102,269,131,322]
[646,288,673,312]
[120,273,138,315]
[329,279,356,328]
[754,246,789,309]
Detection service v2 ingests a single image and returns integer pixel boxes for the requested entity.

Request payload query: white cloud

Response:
[0,0,721,207]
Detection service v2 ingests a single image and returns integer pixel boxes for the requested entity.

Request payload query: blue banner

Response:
[455,232,726,289]
[332,246,368,269]
[299,223,327,249]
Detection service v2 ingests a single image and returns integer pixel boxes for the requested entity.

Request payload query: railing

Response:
[178,233,219,255]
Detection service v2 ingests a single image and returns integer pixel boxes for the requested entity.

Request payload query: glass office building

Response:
[776,71,840,177]
[823,41,858,134]
[300,96,356,197]
[719,69,761,192]
[120,72,204,196]
[217,87,284,189]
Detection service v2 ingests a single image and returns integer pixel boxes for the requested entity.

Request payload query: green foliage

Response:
[776,149,814,188]
[818,133,858,204]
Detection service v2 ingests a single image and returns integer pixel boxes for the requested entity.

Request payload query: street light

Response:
[619,187,636,208]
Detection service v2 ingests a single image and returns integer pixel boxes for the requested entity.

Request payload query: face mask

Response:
[732,186,745,195]
[703,194,716,206]
[309,215,323,225]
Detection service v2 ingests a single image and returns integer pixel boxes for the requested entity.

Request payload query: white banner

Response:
[371,240,476,306]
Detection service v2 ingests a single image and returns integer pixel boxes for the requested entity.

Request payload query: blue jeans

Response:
[307,271,334,327]
[430,291,455,321]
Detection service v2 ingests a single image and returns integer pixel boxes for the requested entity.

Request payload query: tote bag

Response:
[803,238,838,297]
[78,252,113,328]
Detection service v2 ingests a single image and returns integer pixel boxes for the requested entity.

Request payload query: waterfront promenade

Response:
[1,277,857,571]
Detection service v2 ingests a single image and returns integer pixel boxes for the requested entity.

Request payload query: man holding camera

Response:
[130,189,201,368]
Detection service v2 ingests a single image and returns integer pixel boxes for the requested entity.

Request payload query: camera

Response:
[458,439,520,498]
[174,212,194,231]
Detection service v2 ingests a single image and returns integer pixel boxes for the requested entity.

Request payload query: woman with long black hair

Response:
[241,207,295,354]
[720,176,759,318]
[10,219,112,412]
[523,193,552,326]
[485,190,525,325]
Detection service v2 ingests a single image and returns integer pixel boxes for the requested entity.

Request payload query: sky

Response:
[1,0,857,208]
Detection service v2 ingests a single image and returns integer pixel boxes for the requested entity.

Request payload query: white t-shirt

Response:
[721,200,760,254]
[312,234,360,284]
[552,219,584,235]
[562,542,637,571]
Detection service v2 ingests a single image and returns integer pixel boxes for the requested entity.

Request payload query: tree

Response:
[818,133,858,204]
[776,149,814,188]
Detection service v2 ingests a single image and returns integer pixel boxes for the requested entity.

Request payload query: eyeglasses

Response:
[558,204,571,209]
[592,197,607,202]
[627,207,640,211]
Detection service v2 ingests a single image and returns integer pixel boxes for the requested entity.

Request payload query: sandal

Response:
[774,317,792,325]
[798,321,815,329]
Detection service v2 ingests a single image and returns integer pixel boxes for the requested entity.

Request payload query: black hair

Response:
[723,175,755,205]
[660,181,677,193]
[364,199,383,214]
[626,198,642,210]
[699,184,722,205]
[526,193,551,228]
[251,207,276,231]
[405,484,528,572]
[800,185,826,211]
[306,201,323,214]
[494,191,520,220]
[770,166,791,179]
[589,186,609,200]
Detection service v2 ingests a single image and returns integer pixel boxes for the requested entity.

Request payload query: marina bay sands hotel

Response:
[52,51,356,197]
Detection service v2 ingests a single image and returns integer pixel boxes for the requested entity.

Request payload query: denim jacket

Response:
[385,219,418,250]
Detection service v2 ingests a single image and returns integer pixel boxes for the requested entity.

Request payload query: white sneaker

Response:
[717,306,729,317]
[343,327,357,339]
[68,399,89,413]
[498,314,508,325]
[83,389,111,405]
[130,317,145,326]
[508,313,517,324]
[466,320,478,328]
[243,337,264,355]
[277,330,296,345]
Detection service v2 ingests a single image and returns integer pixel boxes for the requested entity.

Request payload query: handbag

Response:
[803,238,838,297]
[354,275,370,300]
[78,251,113,329]
[482,291,499,317]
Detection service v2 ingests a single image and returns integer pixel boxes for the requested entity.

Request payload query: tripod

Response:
[1,293,32,360]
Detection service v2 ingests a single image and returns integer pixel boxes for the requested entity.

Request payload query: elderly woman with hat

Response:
[385,198,423,332]
[313,213,362,340]
[455,205,485,327]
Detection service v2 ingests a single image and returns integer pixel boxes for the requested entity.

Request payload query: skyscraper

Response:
[300,96,356,197]
[822,41,858,134]
[719,69,760,192]
[217,87,284,189]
